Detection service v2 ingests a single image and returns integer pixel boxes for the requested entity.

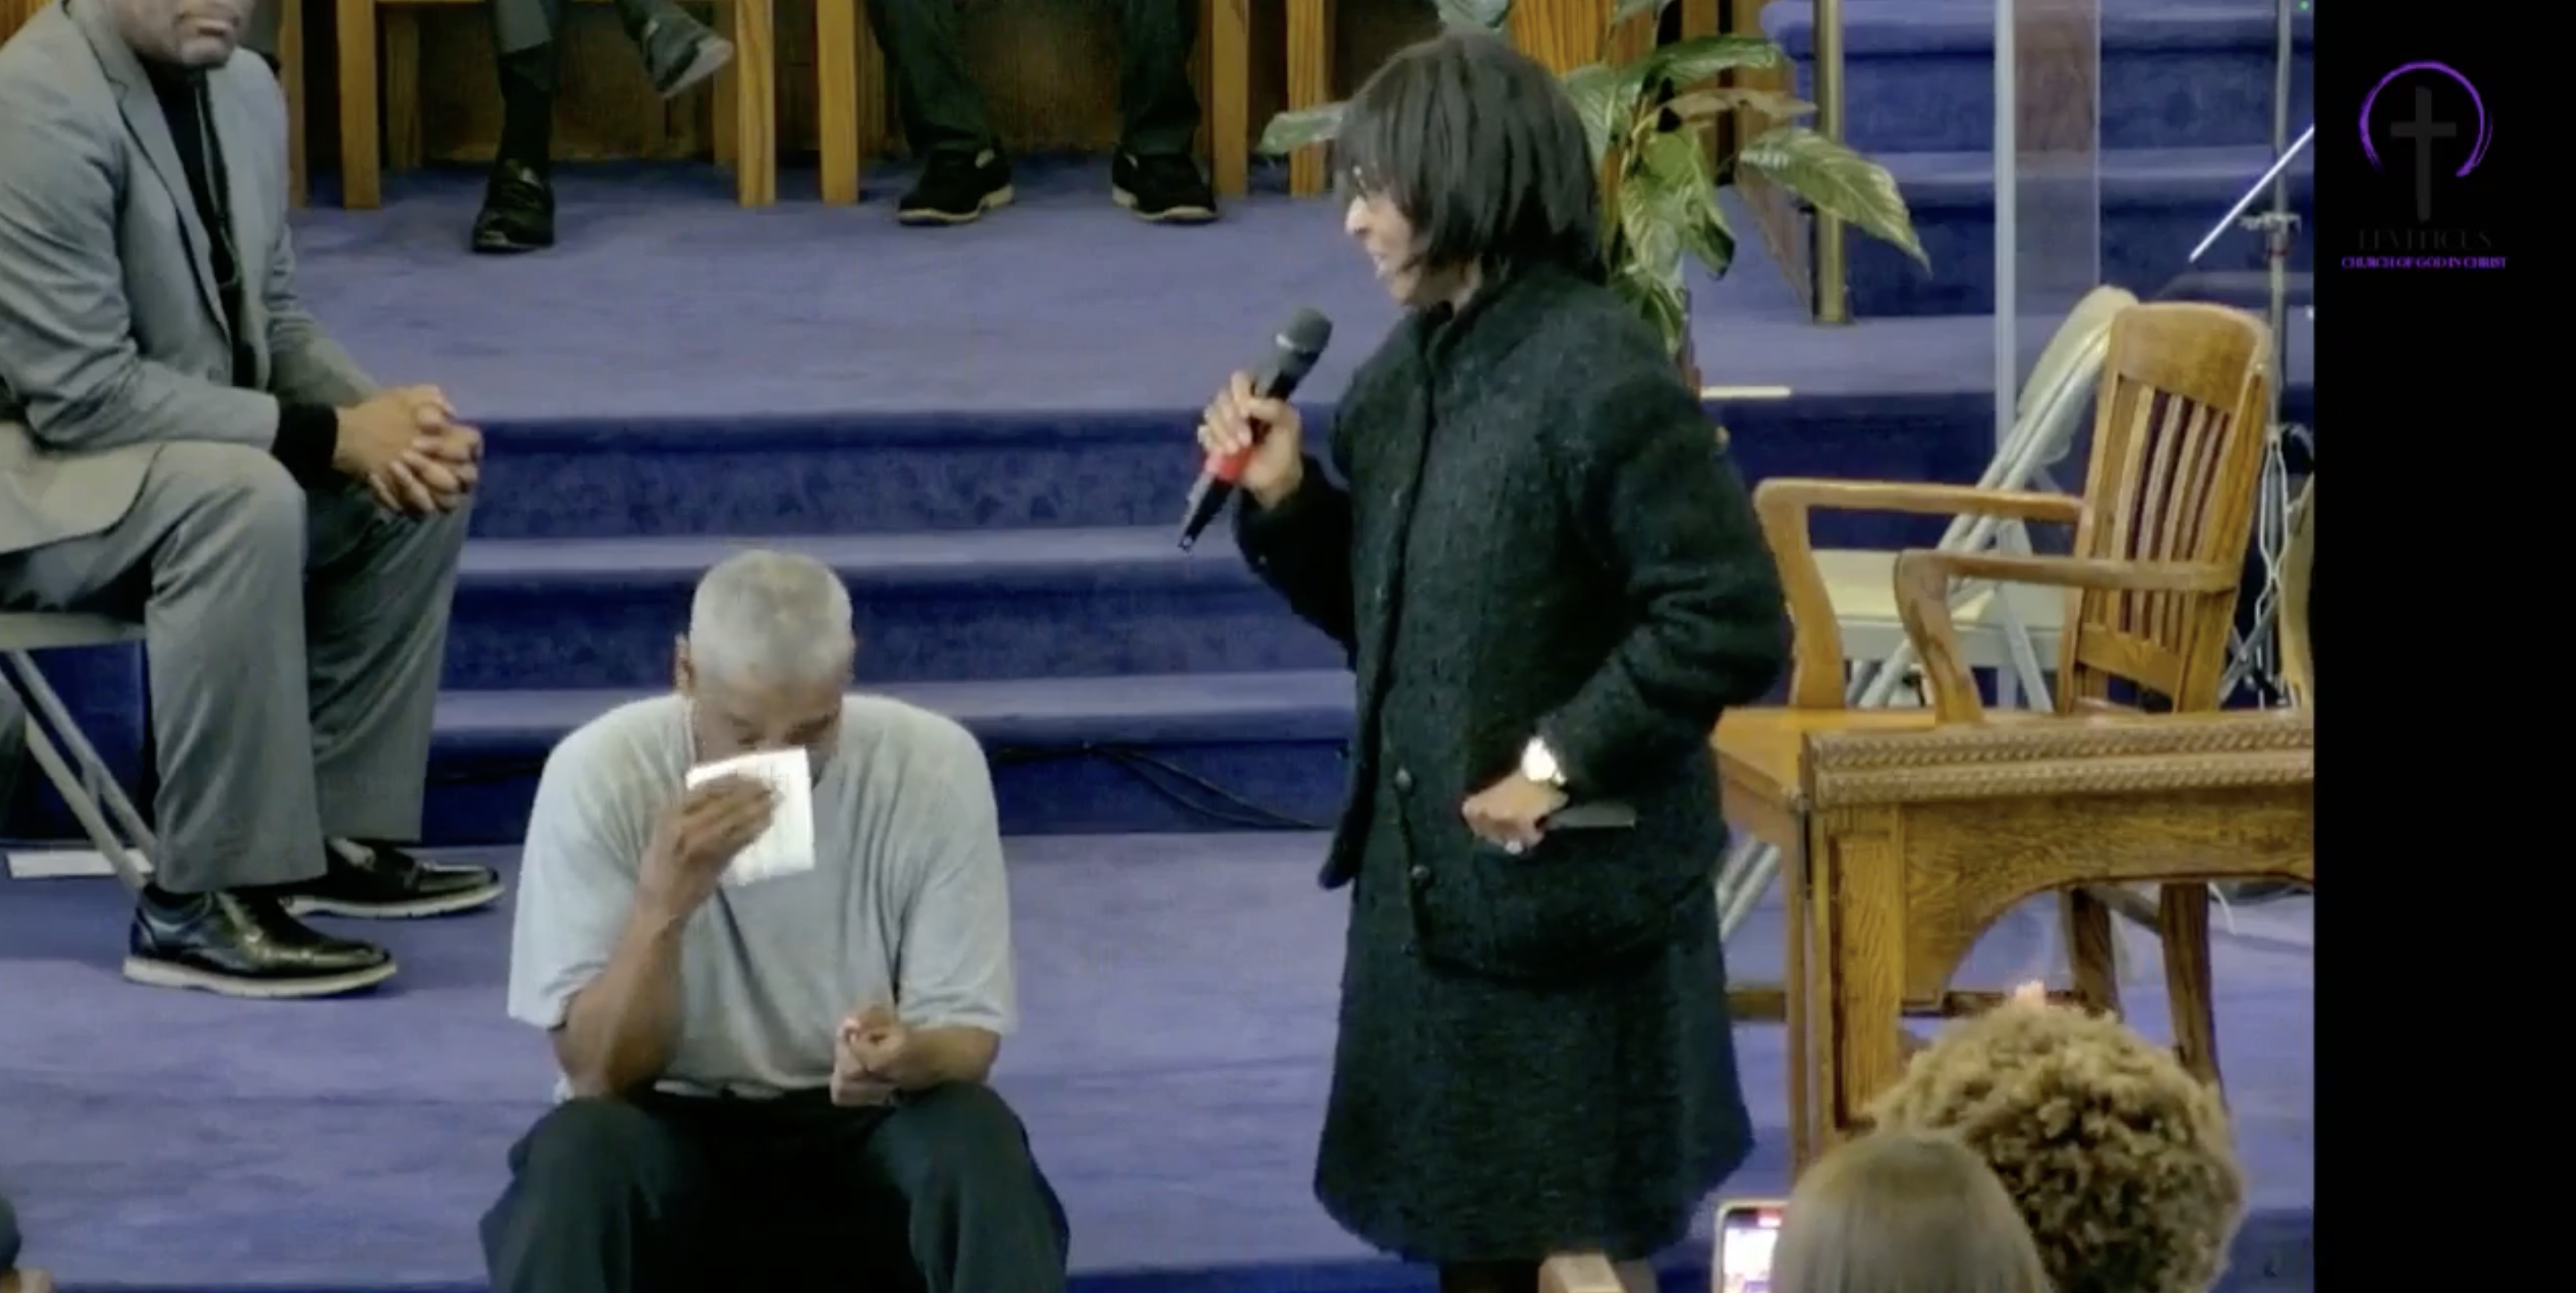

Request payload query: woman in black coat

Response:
[1196,29,1792,1293]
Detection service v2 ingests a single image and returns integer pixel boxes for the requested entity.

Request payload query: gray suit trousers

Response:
[0,443,468,893]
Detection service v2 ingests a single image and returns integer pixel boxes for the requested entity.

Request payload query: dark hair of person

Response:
[1334,27,1605,285]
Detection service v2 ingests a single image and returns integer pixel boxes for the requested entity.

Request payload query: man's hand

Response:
[831,1004,906,1106]
[1461,774,1568,855]
[635,775,775,919]
[338,386,461,514]
[396,423,482,514]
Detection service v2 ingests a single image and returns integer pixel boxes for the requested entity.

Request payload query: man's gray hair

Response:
[686,549,857,684]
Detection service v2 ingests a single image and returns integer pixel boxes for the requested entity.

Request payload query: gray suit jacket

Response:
[0,0,374,557]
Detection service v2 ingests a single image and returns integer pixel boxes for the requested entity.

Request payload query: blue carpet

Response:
[8,162,2318,844]
[0,839,2315,1293]
[1769,0,2315,315]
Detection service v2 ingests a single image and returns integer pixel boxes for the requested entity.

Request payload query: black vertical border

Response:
[2317,5,2531,1289]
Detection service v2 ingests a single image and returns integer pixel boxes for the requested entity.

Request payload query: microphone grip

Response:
[1179,414,1278,550]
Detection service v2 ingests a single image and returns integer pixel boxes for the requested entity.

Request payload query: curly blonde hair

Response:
[1864,1000,2247,1293]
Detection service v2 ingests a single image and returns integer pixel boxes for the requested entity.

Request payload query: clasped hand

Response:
[341,385,482,516]
[830,1003,908,1107]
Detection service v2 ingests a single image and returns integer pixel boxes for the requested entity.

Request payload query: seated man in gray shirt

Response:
[482,549,1069,1293]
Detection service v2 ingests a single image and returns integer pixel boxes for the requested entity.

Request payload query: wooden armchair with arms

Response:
[1710,300,2288,1164]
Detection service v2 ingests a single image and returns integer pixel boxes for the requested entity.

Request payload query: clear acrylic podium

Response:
[1994,0,2102,449]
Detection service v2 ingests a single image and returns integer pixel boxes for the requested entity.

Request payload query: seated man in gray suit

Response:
[483,550,1069,1293]
[0,0,504,999]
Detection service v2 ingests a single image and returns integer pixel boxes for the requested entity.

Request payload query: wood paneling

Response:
[0,0,38,45]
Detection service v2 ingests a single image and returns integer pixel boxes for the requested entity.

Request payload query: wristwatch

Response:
[1519,737,1568,790]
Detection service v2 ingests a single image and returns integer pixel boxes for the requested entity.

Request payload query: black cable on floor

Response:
[430,743,1328,832]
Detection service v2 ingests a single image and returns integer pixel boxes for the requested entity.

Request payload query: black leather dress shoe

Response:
[123,887,397,1000]
[279,839,505,921]
[471,161,556,254]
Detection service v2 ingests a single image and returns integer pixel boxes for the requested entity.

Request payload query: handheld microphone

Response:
[1177,308,1335,550]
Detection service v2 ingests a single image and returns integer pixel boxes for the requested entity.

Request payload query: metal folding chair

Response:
[0,613,154,889]
[1714,286,2136,939]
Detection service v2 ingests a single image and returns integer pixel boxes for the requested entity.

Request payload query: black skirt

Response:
[1311,793,1756,1262]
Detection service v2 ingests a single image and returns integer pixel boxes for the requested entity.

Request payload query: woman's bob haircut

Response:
[1335,27,1605,285]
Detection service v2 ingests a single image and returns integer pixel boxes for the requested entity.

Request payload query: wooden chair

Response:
[1276,0,1329,196]
[1784,709,2313,1167]
[1539,1254,1626,1293]
[335,0,778,209]
[1,0,42,48]
[816,0,1273,205]
[278,0,309,206]
[1710,301,2278,1163]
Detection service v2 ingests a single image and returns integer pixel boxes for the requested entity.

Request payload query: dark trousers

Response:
[867,0,1201,159]
[486,0,665,59]
[0,1189,20,1271]
[481,1085,1070,1293]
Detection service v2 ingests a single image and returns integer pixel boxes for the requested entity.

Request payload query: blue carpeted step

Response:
[424,672,1357,842]
[1756,1,2315,317]
[445,528,1344,690]
[1769,2,2315,155]
[467,408,1207,539]
[2155,269,2315,312]
[1829,145,2314,317]
[461,396,2018,541]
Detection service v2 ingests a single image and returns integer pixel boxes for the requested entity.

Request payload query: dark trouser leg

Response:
[857,1085,1069,1293]
[1116,0,1201,158]
[482,1100,716,1293]
[0,1189,21,1271]
[0,445,327,891]
[865,0,998,158]
[1439,1264,1539,1293]
[298,482,468,844]
[488,0,567,169]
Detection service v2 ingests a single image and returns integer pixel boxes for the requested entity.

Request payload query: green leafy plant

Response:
[1258,0,1930,354]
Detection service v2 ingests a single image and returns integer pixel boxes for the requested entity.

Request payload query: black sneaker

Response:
[124,886,397,1000]
[277,839,506,920]
[896,150,1015,226]
[639,9,732,98]
[1112,152,1216,224]
[472,160,556,254]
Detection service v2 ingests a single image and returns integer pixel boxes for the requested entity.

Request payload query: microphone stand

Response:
[2186,19,2312,712]
[2165,5,2311,914]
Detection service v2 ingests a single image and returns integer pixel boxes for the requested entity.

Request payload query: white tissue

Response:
[685,747,817,888]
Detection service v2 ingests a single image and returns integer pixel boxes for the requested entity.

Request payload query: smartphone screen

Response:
[1716,1202,1784,1293]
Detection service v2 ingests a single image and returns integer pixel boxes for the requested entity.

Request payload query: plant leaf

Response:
[1560,63,1642,165]
[1611,0,1671,22]
[1435,0,1512,29]
[1611,267,1692,358]
[1616,150,1688,314]
[1664,86,1816,126]
[1633,130,1736,280]
[1258,102,1346,157]
[1738,125,1930,267]
[1645,34,1790,90]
